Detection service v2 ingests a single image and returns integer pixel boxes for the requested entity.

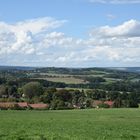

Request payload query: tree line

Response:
[0,78,139,109]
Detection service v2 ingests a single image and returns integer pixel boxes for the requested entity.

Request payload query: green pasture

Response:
[0,109,140,140]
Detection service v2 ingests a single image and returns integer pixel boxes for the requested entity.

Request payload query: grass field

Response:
[34,77,87,84]
[0,109,140,140]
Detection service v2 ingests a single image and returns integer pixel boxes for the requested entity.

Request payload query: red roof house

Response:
[0,102,18,109]
[17,102,28,108]
[104,101,114,107]
[29,103,49,109]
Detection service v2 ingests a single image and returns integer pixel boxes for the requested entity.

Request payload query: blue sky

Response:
[0,0,140,67]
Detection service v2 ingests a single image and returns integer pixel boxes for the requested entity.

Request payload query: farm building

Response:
[0,102,48,110]
[29,103,49,109]
[0,102,19,109]
[18,102,28,108]
[104,101,114,108]
[92,100,115,108]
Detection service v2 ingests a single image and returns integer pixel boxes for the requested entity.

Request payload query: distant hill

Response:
[0,66,37,71]
[108,67,140,73]
[0,66,140,73]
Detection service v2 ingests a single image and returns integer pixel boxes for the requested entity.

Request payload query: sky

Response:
[0,0,140,67]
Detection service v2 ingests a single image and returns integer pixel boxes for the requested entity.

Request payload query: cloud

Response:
[90,20,140,38]
[90,0,140,4]
[86,20,140,66]
[0,17,66,34]
[0,17,140,67]
[0,17,66,55]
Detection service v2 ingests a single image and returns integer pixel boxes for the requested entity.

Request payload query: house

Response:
[92,100,115,108]
[104,101,114,108]
[17,102,28,108]
[29,103,49,109]
[0,102,49,110]
[0,102,18,109]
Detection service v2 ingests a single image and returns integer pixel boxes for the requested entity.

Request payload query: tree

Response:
[0,85,8,97]
[71,90,83,105]
[53,89,72,102]
[40,92,53,103]
[22,82,43,99]
[85,98,92,108]
[85,90,93,98]
[0,78,6,85]
[7,86,18,97]
[78,96,85,108]
[50,99,65,110]
[126,100,139,108]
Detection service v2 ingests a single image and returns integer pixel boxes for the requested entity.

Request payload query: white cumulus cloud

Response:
[90,20,140,38]
[0,17,140,67]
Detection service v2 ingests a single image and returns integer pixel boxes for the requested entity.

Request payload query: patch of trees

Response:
[0,80,139,109]
[37,88,140,108]
[102,81,140,92]
[0,78,6,85]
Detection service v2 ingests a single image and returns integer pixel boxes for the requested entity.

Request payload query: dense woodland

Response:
[0,67,140,109]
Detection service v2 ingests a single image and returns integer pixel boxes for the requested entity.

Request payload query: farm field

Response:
[34,77,87,84]
[0,109,140,140]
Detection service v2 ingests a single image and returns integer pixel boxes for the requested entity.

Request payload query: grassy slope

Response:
[0,109,140,140]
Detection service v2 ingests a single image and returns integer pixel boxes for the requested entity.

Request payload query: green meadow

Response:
[0,109,140,140]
